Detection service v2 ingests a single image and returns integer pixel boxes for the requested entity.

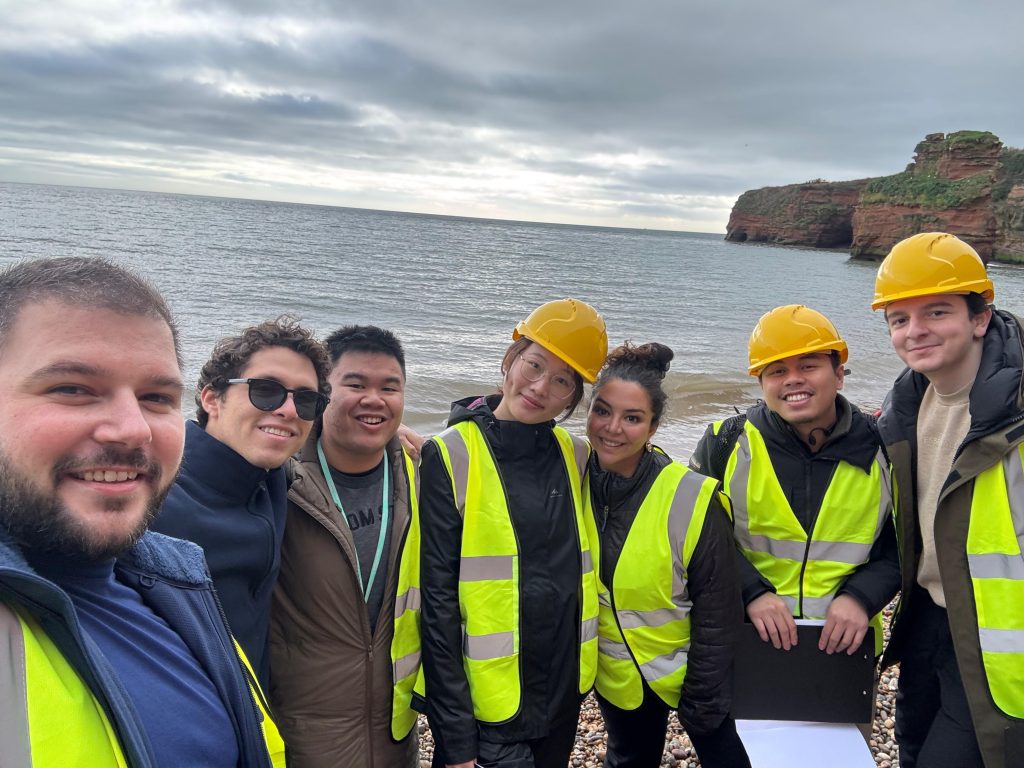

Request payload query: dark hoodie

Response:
[689,395,900,616]
[419,395,583,764]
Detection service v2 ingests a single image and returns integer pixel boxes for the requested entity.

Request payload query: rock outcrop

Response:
[726,180,868,248]
[726,131,1024,263]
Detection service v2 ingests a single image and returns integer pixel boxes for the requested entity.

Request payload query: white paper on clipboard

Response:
[735,720,876,767]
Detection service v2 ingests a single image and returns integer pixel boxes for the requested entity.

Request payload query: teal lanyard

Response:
[317,439,390,604]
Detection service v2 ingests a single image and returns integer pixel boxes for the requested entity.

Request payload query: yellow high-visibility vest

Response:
[0,605,282,767]
[390,449,425,740]
[585,462,716,710]
[721,420,892,654]
[432,421,598,723]
[966,443,1024,718]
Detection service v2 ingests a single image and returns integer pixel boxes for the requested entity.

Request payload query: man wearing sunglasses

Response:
[153,317,331,688]
[269,325,422,768]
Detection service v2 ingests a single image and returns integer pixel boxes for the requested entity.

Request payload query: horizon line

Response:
[0,178,725,238]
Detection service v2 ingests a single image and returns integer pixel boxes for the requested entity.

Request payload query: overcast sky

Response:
[1,1,1021,232]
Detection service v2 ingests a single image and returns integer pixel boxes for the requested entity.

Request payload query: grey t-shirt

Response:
[329,459,394,633]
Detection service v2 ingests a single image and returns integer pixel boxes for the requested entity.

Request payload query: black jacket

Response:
[152,421,288,688]
[589,449,742,735]
[419,396,583,764]
[689,396,900,616]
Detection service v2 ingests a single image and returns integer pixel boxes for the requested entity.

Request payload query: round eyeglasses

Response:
[516,354,576,400]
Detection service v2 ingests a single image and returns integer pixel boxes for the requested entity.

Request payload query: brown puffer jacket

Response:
[269,431,418,768]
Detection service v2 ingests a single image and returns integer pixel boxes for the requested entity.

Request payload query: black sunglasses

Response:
[227,378,329,421]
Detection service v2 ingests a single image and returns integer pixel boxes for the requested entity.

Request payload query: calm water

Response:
[4,181,1024,460]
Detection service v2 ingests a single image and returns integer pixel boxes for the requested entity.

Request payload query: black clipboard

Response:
[731,622,875,723]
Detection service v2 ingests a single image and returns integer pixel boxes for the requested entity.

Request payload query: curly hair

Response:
[195,316,331,427]
[591,341,674,425]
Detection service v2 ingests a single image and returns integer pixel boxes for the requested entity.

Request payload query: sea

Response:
[4,181,1024,461]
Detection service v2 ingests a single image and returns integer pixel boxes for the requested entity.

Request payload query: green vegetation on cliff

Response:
[993,149,1024,201]
[944,130,999,148]
[861,171,990,208]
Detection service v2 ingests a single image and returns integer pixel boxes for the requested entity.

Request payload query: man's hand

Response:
[746,593,798,650]
[819,594,869,655]
[398,424,426,460]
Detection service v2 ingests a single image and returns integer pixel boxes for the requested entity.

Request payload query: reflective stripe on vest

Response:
[966,443,1024,718]
[432,422,598,723]
[234,640,286,767]
[0,603,129,768]
[391,449,425,740]
[724,421,892,654]
[586,462,717,710]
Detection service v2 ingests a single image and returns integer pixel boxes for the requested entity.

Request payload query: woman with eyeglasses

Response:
[584,342,750,768]
[420,299,607,768]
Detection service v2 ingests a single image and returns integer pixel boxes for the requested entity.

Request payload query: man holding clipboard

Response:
[689,305,900,729]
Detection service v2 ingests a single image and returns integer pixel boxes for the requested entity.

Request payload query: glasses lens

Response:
[518,355,544,382]
[518,356,575,400]
[292,390,327,421]
[551,377,575,400]
[246,379,288,411]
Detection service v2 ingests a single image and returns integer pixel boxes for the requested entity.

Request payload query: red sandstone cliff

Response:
[726,180,868,248]
[726,131,1024,264]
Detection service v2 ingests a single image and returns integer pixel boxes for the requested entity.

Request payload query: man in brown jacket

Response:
[270,326,422,768]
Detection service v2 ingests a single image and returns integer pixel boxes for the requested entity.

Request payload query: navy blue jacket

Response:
[0,529,271,768]
[153,421,288,687]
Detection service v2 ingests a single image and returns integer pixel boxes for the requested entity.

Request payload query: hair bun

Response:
[605,341,674,379]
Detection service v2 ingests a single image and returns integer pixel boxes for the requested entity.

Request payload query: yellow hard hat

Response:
[513,298,608,383]
[748,304,849,377]
[871,232,994,311]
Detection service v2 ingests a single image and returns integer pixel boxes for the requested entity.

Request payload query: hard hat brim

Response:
[748,341,849,377]
[871,280,995,311]
[514,323,598,383]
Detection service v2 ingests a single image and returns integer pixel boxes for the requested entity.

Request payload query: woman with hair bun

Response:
[584,342,750,768]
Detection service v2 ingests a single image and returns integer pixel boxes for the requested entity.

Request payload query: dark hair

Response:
[325,325,406,376]
[966,291,992,318]
[591,342,674,425]
[195,316,331,427]
[0,256,179,362]
[499,337,586,421]
[883,291,993,322]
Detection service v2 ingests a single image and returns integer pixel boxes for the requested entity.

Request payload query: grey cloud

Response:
[2,0,1023,230]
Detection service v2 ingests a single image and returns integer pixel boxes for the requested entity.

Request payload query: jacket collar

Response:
[293,426,407,509]
[749,395,879,472]
[179,420,276,500]
[0,527,210,594]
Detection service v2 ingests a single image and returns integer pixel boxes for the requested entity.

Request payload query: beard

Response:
[0,447,173,562]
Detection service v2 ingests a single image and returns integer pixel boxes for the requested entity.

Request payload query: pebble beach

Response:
[417,602,902,767]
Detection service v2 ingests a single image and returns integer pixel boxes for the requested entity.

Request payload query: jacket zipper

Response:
[481,433,525,725]
[796,461,837,617]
